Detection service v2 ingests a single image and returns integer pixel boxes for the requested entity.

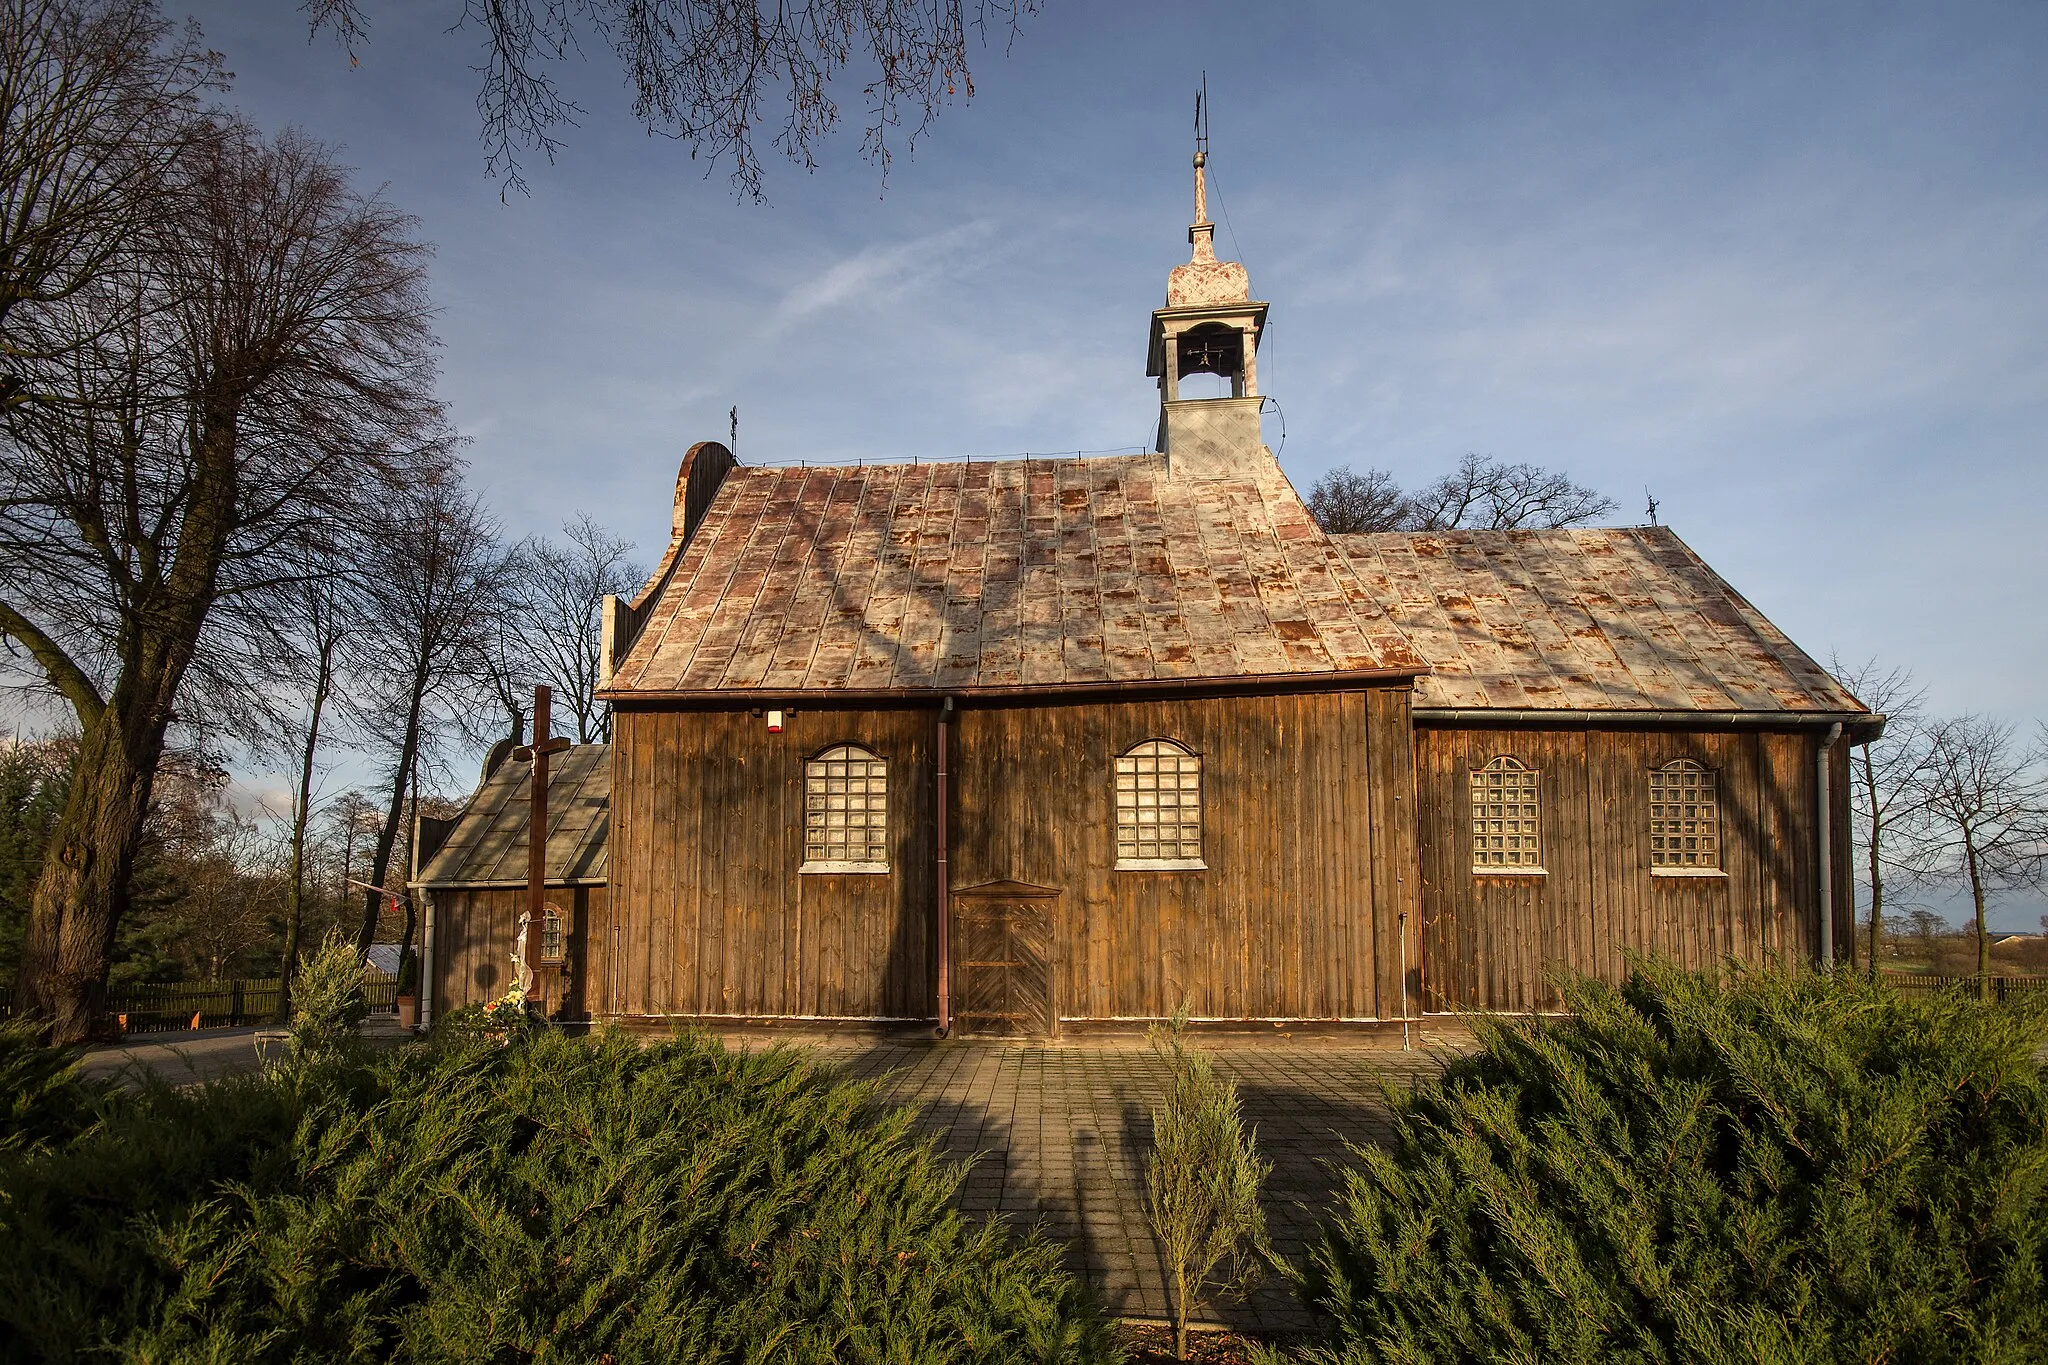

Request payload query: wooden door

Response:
[952,881,1060,1037]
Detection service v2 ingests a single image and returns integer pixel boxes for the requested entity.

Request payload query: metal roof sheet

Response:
[606,452,1425,694]
[1334,527,1867,714]
[414,743,610,886]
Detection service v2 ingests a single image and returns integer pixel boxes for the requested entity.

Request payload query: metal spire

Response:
[1190,75,1216,263]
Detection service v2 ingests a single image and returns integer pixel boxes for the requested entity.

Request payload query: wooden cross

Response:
[513,684,572,984]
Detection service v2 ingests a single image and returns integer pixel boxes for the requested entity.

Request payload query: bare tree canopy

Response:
[344,484,511,958]
[1896,715,2048,996]
[303,0,1036,197]
[1306,454,1618,534]
[1301,466,1405,536]
[1829,655,1932,976]
[498,514,644,744]
[0,0,224,383]
[1,29,454,1038]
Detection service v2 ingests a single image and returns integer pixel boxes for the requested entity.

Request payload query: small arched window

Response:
[802,743,889,873]
[1115,739,1205,870]
[539,904,565,963]
[1650,759,1720,871]
[1471,756,1543,871]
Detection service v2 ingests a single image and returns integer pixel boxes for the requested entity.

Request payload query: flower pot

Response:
[395,994,418,1030]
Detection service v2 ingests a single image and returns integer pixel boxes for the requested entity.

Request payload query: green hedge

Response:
[1300,961,2048,1364]
[0,1027,1112,1364]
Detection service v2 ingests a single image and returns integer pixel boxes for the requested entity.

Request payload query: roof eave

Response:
[602,665,1427,709]
[1412,707,1885,739]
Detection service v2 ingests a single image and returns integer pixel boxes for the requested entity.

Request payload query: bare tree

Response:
[1897,715,2048,998]
[500,514,643,743]
[0,114,450,1042]
[303,0,1035,198]
[1403,453,1617,531]
[344,484,509,958]
[1305,454,1617,535]
[0,0,223,389]
[1828,655,1931,977]
[266,566,356,1019]
[1305,466,1407,534]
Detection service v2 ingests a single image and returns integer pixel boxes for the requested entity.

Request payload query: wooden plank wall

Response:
[428,884,603,1017]
[951,688,1418,1022]
[1415,727,1856,1011]
[605,707,935,1019]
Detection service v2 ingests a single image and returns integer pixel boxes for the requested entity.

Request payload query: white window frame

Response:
[800,743,890,874]
[1471,755,1545,874]
[1114,738,1206,871]
[1650,758,1727,877]
[539,903,566,963]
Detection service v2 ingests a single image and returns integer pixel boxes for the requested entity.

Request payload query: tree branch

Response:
[0,597,105,722]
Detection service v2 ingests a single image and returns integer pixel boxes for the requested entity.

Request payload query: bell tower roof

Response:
[1166,138,1252,307]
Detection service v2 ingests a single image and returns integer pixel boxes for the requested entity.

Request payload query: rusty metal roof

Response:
[1333,527,1867,713]
[605,453,1425,695]
[414,744,609,887]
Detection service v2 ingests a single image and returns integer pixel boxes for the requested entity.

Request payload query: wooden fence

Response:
[0,975,398,1035]
[1879,970,2048,1002]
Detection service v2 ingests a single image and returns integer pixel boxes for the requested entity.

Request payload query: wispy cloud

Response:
[774,221,997,324]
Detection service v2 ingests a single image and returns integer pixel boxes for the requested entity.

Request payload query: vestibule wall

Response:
[1414,726,1855,1012]
[427,883,603,1020]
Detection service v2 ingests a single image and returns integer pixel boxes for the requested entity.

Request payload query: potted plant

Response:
[394,947,420,1030]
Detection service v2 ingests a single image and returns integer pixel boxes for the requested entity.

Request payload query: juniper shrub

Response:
[0,1028,1115,1364]
[1298,960,2048,1364]
[1144,1014,1271,1360]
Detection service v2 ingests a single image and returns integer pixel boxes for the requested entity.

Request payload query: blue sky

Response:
[180,2,2046,926]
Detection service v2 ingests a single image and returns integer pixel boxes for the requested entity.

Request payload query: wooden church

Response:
[414,148,1878,1033]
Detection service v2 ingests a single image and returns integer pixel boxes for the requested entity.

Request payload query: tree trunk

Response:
[276,634,337,1022]
[357,670,426,957]
[1964,826,1990,1001]
[13,669,176,1043]
[10,407,238,1044]
[1862,749,1883,979]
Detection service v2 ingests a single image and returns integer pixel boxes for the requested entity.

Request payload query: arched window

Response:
[1115,739,1205,870]
[539,904,565,963]
[1650,759,1720,871]
[802,743,889,872]
[1471,756,1543,871]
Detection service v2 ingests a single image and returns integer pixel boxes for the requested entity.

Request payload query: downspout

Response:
[935,696,954,1037]
[1817,722,1843,969]
[420,890,437,1029]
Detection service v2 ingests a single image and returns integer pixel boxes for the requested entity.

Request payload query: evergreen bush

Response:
[0,1027,1113,1364]
[284,930,368,1064]
[0,1020,104,1156]
[1145,1014,1271,1360]
[1299,960,2048,1364]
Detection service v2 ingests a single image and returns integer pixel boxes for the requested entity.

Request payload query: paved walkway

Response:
[780,1030,1460,1334]
[83,1023,1462,1334]
[80,1026,273,1086]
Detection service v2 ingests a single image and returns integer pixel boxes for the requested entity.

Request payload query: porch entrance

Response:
[951,881,1060,1037]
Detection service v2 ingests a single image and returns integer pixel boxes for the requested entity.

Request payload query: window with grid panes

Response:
[1649,759,1720,870]
[801,744,889,871]
[1471,756,1543,871]
[1115,739,1205,869]
[539,905,565,962]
